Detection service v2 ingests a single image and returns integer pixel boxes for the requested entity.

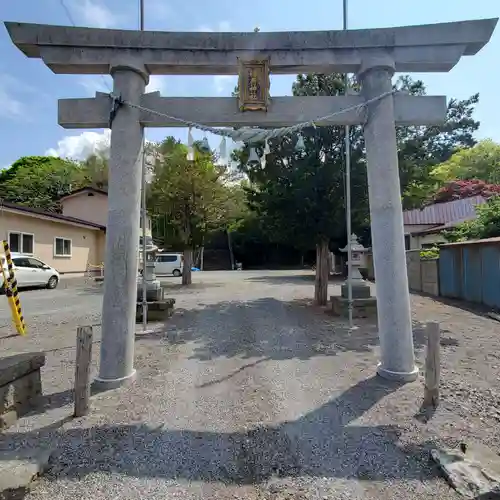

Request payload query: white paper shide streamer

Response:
[114,88,397,167]
[187,127,195,161]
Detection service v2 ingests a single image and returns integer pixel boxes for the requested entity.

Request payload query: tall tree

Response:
[235,73,369,305]
[0,156,80,211]
[148,137,232,285]
[430,139,500,185]
[395,76,480,208]
[75,151,109,190]
[233,73,480,301]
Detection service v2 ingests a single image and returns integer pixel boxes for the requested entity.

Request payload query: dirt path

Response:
[3,270,499,499]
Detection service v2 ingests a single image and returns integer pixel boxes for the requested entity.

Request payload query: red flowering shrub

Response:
[433,179,500,204]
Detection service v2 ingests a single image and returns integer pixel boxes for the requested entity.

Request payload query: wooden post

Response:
[314,239,329,306]
[182,247,193,285]
[74,326,93,417]
[423,321,440,408]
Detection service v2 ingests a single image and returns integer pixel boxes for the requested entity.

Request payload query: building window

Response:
[8,232,34,254]
[404,234,411,250]
[54,237,72,257]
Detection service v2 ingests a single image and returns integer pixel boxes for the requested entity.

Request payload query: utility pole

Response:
[343,0,354,330]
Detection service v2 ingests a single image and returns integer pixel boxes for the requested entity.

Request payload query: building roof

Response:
[0,200,105,230]
[441,236,500,248]
[59,186,108,201]
[403,196,486,225]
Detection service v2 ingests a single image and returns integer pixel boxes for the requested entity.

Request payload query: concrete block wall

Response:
[421,259,439,295]
[406,250,422,292]
[366,250,439,296]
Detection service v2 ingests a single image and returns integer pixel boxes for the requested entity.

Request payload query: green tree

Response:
[235,73,369,305]
[0,156,80,211]
[430,139,500,184]
[148,137,232,284]
[75,151,109,190]
[444,196,500,242]
[396,77,480,208]
[232,73,479,300]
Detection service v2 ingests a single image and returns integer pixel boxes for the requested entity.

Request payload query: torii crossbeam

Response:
[5,18,497,388]
[59,92,447,129]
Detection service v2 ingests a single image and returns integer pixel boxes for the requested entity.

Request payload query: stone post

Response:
[359,57,418,382]
[94,63,148,389]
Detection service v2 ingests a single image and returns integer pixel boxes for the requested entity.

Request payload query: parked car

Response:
[1,253,60,291]
[155,253,184,277]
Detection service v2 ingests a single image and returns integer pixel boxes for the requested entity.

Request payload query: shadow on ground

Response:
[411,291,499,320]
[244,274,343,285]
[72,280,226,297]
[0,376,442,486]
[138,297,458,362]
[17,295,459,418]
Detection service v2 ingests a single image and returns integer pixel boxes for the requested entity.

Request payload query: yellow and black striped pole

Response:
[2,240,26,335]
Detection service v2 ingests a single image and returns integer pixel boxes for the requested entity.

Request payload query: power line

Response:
[58,0,112,93]
[58,0,76,26]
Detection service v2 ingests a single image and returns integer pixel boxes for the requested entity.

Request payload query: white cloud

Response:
[145,76,167,94]
[45,130,158,162]
[46,130,110,160]
[70,0,119,28]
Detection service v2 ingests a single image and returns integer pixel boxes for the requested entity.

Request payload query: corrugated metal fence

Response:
[439,237,500,308]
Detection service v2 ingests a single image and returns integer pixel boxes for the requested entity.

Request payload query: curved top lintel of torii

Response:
[4,18,498,75]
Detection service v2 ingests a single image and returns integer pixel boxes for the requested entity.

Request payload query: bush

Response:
[444,195,500,242]
[420,247,440,260]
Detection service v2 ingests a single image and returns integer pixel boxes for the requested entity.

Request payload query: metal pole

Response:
[343,0,354,330]
[141,144,148,332]
[140,0,147,331]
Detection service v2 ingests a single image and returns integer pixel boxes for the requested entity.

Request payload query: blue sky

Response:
[0,0,499,168]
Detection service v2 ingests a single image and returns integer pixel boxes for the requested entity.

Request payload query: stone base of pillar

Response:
[376,363,419,383]
[136,298,175,323]
[329,296,378,318]
[93,369,137,391]
[137,280,162,302]
[341,282,371,299]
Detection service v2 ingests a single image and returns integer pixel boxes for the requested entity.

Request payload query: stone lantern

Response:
[330,234,377,318]
[137,243,161,302]
[136,243,176,323]
[340,234,370,298]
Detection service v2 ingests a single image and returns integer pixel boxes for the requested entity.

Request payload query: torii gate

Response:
[5,18,497,388]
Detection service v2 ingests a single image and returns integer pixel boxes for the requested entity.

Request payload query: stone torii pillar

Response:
[95,62,149,388]
[360,57,417,380]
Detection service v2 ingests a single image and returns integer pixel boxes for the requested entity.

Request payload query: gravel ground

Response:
[1,270,500,499]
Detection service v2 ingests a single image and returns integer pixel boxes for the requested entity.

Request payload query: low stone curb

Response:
[0,449,52,500]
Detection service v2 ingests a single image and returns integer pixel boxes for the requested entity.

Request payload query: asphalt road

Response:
[0,284,101,322]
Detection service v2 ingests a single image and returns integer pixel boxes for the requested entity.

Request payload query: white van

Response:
[155,253,183,277]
